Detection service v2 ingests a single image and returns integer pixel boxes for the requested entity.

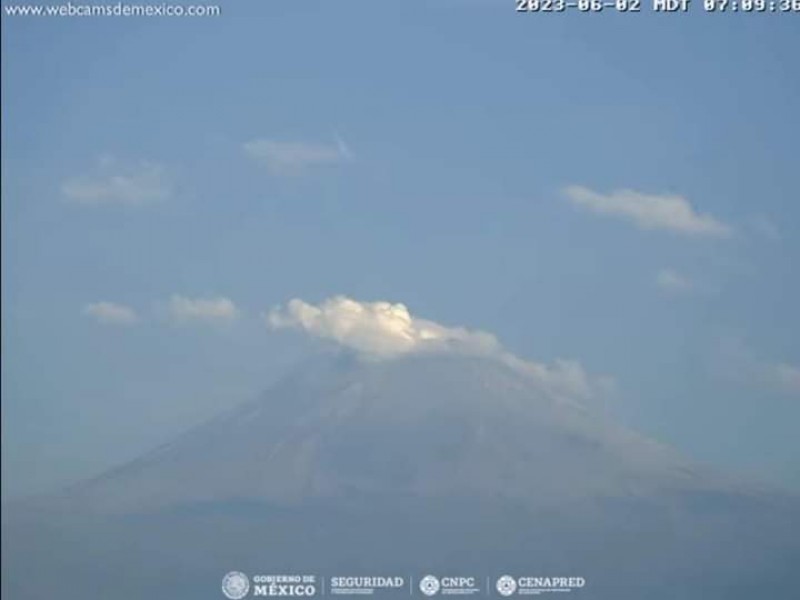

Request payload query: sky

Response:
[1,1,799,498]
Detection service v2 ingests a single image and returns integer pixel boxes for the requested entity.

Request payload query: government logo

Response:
[419,575,441,596]
[495,576,517,597]
[223,571,251,600]
[252,575,317,596]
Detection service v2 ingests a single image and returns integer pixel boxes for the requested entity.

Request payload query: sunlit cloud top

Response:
[267,296,612,403]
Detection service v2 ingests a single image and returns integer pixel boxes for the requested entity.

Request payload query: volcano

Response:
[3,352,799,600]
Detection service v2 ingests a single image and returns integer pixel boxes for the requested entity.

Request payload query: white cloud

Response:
[718,338,800,397]
[62,157,171,205]
[655,269,692,294]
[564,185,732,237]
[267,296,499,357]
[83,301,138,325]
[167,295,239,324]
[243,138,352,175]
[267,296,611,403]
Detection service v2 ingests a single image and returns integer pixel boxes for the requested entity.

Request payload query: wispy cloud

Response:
[243,137,352,175]
[62,157,171,205]
[718,337,800,397]
[655,269,693,294]
[167,295,240,324]
[267,295,612,403]
[83,301,138,325]
[564,185,732,237]
[767,363,800,394]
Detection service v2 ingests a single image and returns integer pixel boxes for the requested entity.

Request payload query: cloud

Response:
[62,157,171,205]
[564,185,732,237]
[655,269,693,294]
[243,138,352,175]
[267,296,611,403]
[83,301,138,325]
[167,295,240,324]
[718,337,800,397]
[767,363,800,394]
[267,297,499,357]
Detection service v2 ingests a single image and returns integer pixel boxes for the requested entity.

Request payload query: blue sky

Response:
[2,2,798,498]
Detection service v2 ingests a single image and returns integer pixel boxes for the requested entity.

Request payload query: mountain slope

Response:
[69,353,719,512]
[4,353,800,600]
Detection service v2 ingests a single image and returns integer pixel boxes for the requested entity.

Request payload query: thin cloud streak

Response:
[243,138,352,175]
[62,157,171,205]
[83,301,138,325]
[564,185,733,237]
[167,295,240,324]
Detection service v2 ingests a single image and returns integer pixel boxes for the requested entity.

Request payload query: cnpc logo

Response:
[419,575,480,596]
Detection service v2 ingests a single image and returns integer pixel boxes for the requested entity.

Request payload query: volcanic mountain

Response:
[68,353,713,512]
[4,352,800,600]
